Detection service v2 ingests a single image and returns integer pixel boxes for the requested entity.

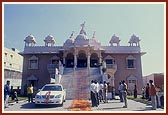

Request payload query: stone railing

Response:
[106,64,117,69]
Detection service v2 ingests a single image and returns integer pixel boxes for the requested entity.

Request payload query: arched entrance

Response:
[77,51,87,68]
[66,53,74,68]
[90,53,99,67]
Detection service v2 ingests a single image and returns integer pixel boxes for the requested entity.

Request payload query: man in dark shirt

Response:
[4,80,11,108]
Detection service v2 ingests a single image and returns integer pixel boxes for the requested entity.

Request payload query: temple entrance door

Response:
[66,59,74,68]
[90,53,99,67]
[66,53,74,68]
[77,59,87,67]
[77,51,87,68]
[90,59,98,67]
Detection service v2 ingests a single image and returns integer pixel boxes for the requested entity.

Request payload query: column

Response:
[63,56,65,66]
[87,55,90,69]
[74,54,77,69]
[111,74,115,99]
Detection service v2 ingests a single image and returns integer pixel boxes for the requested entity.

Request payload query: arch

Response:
[65,53,74,68]
[90,53,99,67]
[77,50,87,67]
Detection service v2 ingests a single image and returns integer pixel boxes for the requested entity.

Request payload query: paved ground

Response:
[3,98,165,113]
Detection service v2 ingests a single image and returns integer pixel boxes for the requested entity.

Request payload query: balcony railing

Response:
[106,64,117,69]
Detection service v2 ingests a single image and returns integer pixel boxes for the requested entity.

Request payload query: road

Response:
[3,99,164,113]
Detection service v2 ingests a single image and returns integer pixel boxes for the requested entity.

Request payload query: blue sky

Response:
[3,3,165,76]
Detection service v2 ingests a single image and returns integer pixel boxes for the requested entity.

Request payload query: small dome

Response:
[44,34,55,43]
[63,32,75,47]
[109,34,120,43]
[24,34,36,43]
[65,38,74,44]
[129,34,140,43]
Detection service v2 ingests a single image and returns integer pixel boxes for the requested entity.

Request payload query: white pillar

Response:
[63,57,65,66]
[74,54,77,69]
[87,55,90,69]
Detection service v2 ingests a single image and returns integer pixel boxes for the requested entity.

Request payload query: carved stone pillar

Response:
[74,54,77,69]
[63,56,65,66]
[87,55,90,69]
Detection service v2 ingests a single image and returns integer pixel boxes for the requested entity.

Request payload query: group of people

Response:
[118,79,158,110]
[142,80,158,110]
[4,80,18,108]
[90,80,108,107]
[4,80,34,108]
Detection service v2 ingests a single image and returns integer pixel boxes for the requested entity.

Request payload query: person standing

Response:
[145,83,150,100]
[118,81,123,102]
[99,81,104,102]
[134,84,137,98]
[103,81,108,103]
[94,80,99,106]
[27,84,34,103]
[4,80,11,108]
[149,80,157,110]
[90,80,97,107]
[122,80,128,108]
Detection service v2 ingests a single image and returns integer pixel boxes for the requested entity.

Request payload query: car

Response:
[35,84,66,106]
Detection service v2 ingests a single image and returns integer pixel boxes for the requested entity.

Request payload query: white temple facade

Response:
[20,22,145,97]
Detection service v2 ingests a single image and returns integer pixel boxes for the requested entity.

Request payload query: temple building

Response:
[20,22,145,99]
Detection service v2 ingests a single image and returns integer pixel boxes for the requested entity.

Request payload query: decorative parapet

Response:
[102,46,141,54]
[21,46,63,54]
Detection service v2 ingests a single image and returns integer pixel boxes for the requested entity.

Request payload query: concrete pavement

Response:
[3,98,165,112]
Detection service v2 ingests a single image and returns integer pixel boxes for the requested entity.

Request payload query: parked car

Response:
[35,84,66,106]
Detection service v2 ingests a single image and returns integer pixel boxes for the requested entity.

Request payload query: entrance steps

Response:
[61,67,102,100]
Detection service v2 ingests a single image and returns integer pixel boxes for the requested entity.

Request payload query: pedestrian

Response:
[141,86,145,99]
[149,80,157,110]
[27,84,34,103]
[134,84,137,98]
[94,80,99,106]
[13,91,18,103]
[122,80,128,108]
[90,80,97,107]
[118,81,123,102]
[103,81,108,103]
[99,81,104,102]
[4,80,11,108]
[145,83,150,100]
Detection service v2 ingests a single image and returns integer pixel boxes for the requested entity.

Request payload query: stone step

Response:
[61,67,102,99]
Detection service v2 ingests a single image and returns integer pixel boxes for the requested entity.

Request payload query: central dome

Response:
[75,34,88,40]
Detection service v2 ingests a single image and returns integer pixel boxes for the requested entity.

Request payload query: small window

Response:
[29,60,38,69]
[126,55,136,69]
[10,63,12,67]
[4,62,6,65]
[29,56,39,69]
[105,59,113,64]
[10,55,13,58]
[127,59,134,68]
[5,53,7,57]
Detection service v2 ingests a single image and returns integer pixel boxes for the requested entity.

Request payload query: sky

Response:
[3,3,165,76]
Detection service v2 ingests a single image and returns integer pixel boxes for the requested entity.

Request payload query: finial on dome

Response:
[70,31,74,38]
[80,21,85,29]
[92,31,96,39]
[80,21,86,35]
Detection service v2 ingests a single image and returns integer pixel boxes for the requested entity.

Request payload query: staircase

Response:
[61,67,102,100]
